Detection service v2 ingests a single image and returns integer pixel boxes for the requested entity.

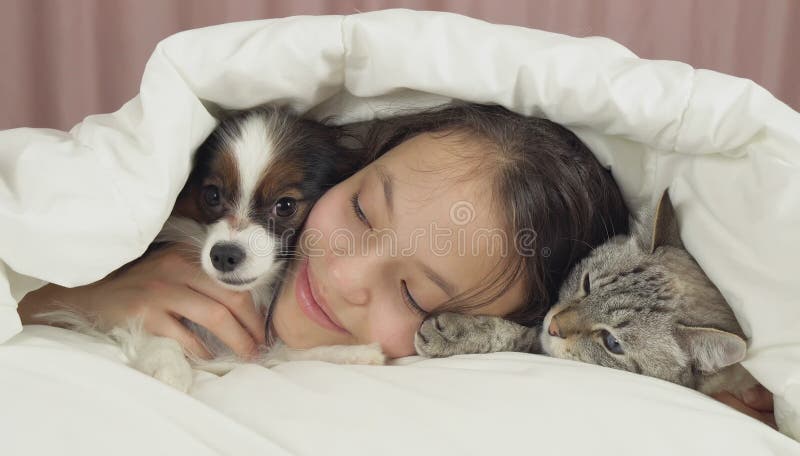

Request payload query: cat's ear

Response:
[579,271,591,297]
[650,189,684,253]
[677,325,747,373]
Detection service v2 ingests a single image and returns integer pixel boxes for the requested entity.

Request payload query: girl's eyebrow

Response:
[376,165,394,222]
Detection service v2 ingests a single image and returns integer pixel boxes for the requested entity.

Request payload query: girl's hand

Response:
[19,244,265,359]
[712,384,777,429]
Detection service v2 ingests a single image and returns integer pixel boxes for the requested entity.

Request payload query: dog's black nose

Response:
[210,243,245,272]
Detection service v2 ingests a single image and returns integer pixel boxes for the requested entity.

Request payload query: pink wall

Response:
[1,0,798,130]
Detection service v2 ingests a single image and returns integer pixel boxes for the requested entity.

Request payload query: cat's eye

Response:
[580,272,591,296]
[600,329,624,355]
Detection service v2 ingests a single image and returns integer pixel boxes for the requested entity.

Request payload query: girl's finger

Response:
[222,293,265,345]
[187,275,264,345]
[742,384,774,412]
[170,288,258,359]
[185,270,244,306]
[712,391,777,429]
[149,315,213,360]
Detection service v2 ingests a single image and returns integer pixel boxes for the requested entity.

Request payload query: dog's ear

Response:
[172,137,216,222]
[171,179,204,221]
[332,123,370,179]
[335,148,367,179]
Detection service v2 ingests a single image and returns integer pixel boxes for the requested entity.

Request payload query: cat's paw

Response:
[132,337,194,392]
[415,312,475,357]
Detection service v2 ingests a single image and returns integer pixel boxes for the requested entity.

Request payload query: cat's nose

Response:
[548,318,563,338]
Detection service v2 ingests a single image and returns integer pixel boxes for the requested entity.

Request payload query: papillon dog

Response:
[44,106,386,391]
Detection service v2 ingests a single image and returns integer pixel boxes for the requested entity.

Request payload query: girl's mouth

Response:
[295,257,349,334]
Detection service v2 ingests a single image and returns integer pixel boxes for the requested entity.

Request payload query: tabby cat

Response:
[415,191,756,396]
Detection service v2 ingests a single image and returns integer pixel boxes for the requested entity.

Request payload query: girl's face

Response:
[271,133,525,358]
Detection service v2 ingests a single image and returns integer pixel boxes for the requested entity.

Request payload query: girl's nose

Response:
[328,256,374,307]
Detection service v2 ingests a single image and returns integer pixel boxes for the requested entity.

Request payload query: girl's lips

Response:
[295,258,349,334]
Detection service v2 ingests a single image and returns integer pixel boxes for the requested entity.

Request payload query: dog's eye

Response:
[274,197,297,217]
[600,329,624,355]
[202,185,221,207]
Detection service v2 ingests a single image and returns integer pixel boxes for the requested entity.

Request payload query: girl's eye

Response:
[350,192,372,228]
[202,185,221,207]
[401,280,427,317]
[274,196,297,217]
[600,329,624,355]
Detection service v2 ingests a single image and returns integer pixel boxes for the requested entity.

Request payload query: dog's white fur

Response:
[39,308,384,392]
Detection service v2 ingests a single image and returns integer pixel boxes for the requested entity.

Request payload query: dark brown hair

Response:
[358,103,629,326]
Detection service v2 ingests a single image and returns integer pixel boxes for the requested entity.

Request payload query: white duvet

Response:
[1,9,799,454]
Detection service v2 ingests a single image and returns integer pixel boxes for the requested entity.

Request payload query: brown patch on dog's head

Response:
[250,158,308,233]
[173,141,241,224]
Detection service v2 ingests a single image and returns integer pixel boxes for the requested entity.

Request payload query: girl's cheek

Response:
[305,190,340,234]
[370,313,419,358]
[301,187,348,255]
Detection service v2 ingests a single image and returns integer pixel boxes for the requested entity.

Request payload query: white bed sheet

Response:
[2,326,797,455]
